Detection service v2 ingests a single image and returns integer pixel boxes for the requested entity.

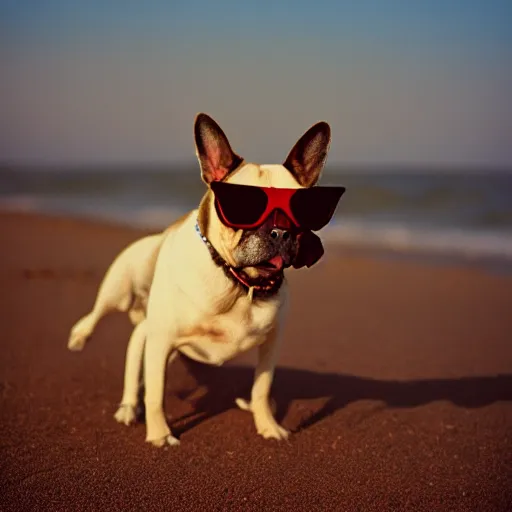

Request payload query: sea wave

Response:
[324,219,512,261]
[2,195,512,263]
[0,195,186,229]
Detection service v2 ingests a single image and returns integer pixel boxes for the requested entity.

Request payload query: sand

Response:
[1,211,511,511]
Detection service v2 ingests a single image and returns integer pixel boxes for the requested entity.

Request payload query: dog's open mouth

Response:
[252,255,286,278]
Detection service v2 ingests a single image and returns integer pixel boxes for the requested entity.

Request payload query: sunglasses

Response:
[210,182,345,231]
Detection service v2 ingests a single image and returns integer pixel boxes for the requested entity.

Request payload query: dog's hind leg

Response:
[128,296,146,326]
[67,253,134,352]
[114,320,146,426]
[68,234,163,352]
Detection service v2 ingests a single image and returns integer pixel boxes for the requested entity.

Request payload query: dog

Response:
[68,113,345,447]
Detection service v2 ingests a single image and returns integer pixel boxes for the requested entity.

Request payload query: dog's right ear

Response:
[194,113,244,184]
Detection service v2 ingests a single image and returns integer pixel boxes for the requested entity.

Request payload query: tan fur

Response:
[178,324,227,343]
[68,113,331,447]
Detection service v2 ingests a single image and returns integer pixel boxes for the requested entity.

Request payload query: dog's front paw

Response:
[255,415,289,441]
[149,435,181,448]
[114,405,137,426]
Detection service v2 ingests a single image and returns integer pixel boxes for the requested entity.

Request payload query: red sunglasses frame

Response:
[210,181,345,231]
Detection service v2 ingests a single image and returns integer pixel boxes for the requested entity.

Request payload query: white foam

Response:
[0,195,41,212]
[3,196,512,263]
[323,220,512,261]
[0,196,186,231]
[112,206,186,230]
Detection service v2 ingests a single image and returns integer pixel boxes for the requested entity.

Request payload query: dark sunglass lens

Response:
[291,187,345,230]
[211,183,268,226]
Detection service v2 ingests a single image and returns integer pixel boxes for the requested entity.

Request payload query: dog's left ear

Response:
[194,113,244,184]
[283,121,331,188]
[293,230,325,269]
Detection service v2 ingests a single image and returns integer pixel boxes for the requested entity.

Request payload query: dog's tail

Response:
[235,397,277,414]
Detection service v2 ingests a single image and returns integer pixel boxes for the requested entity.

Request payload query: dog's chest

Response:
[176,293,280,366]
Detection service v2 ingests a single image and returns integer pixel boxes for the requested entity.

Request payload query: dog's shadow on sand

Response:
[161,357,512,437]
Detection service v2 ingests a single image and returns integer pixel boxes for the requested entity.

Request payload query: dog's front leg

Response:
[236,326,289,441]
[143,332,180,447]
[114,320,146,426]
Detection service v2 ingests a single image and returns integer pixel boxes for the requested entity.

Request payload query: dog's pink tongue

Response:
[268,255,284,270]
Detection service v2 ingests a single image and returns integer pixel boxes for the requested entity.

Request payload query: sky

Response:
[1,1,511,168]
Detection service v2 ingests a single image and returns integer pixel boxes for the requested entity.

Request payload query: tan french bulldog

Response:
[68,113,344,447]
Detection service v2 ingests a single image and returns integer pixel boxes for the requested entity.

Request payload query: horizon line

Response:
[2,161,512,174]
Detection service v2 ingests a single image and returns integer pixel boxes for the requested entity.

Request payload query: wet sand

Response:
[1,211,511,511]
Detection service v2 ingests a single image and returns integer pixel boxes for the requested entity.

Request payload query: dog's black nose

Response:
[270,228,291,241]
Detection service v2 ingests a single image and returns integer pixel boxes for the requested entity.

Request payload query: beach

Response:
[1,210,511,511]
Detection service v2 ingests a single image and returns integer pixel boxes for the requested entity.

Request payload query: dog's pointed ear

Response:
[194,113,244,184]
[283,121,331,188]
[293,230,325,269]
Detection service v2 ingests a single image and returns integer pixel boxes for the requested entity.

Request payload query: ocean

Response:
[2,166,512,267]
